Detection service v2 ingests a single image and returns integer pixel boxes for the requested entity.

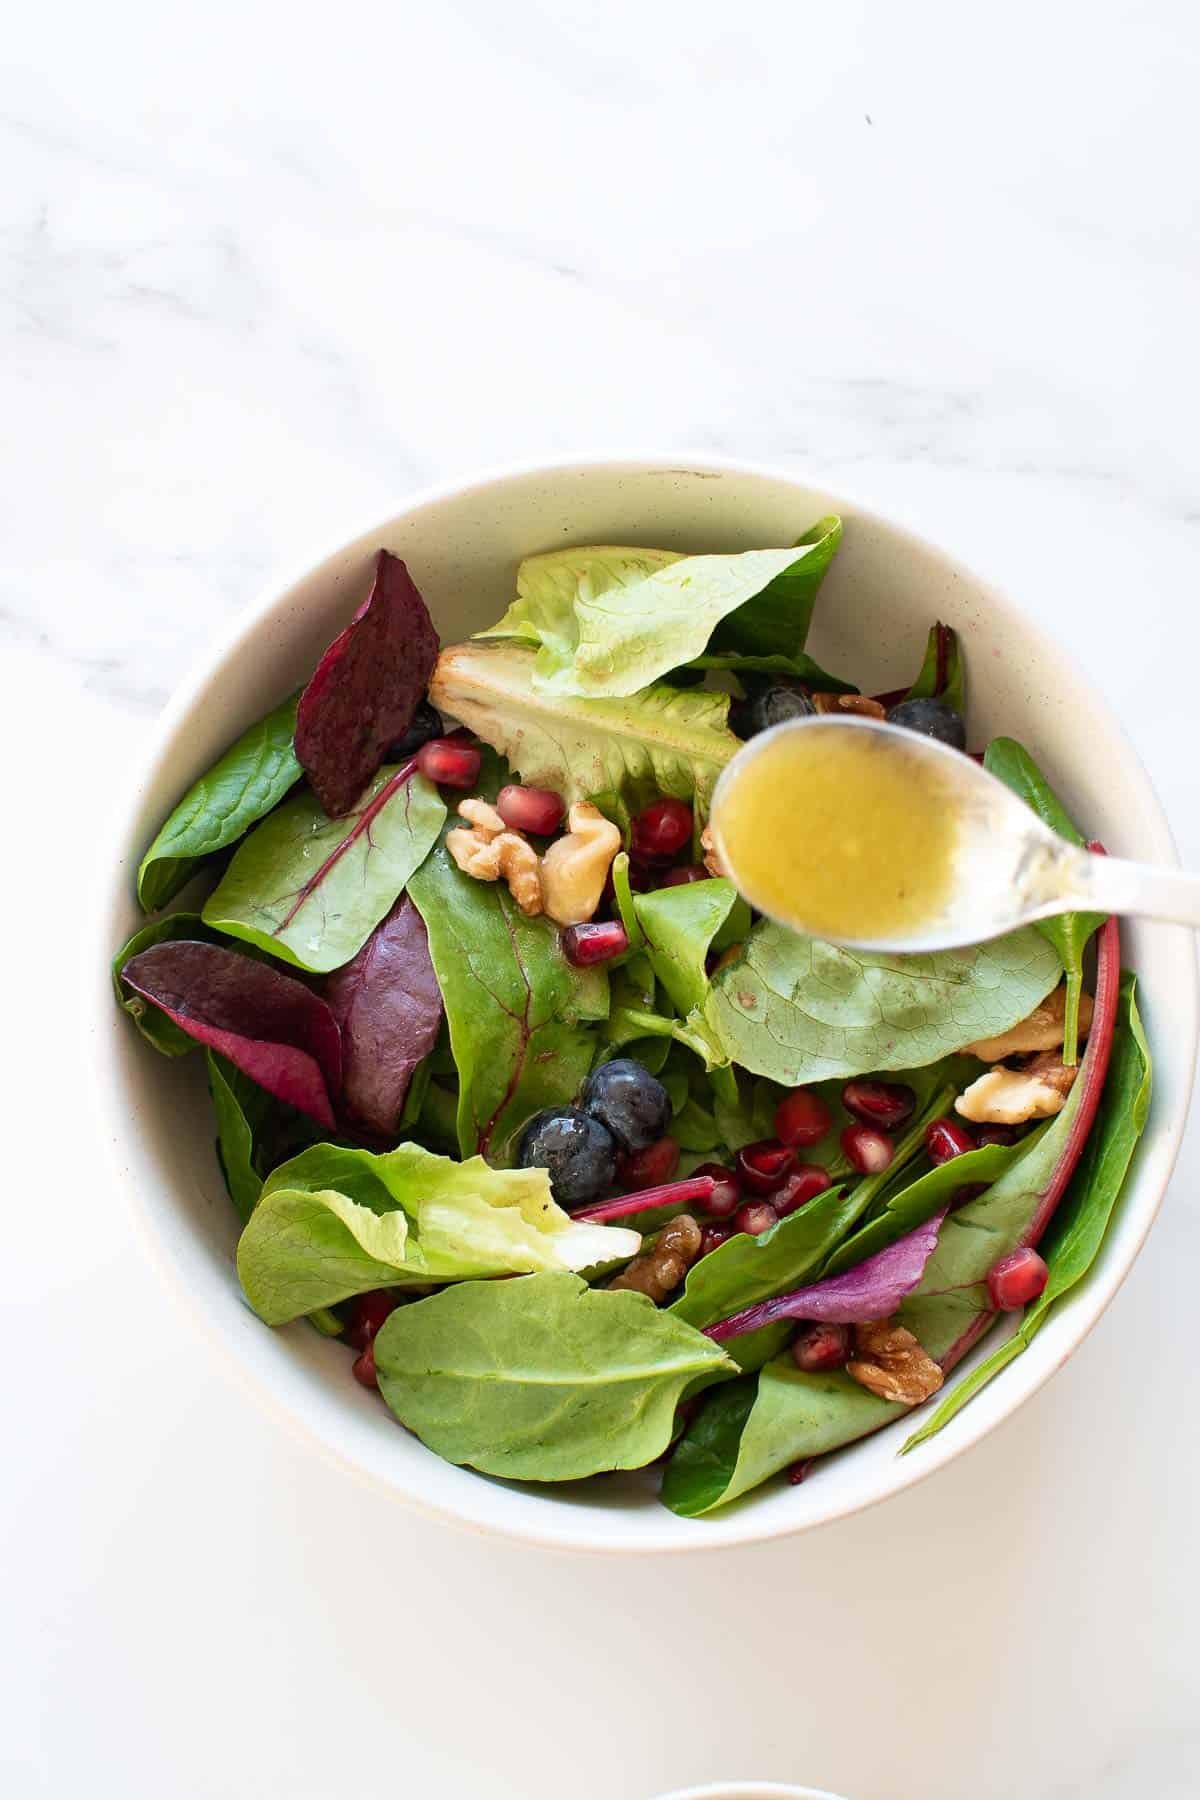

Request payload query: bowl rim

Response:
[95,448,1199,1555]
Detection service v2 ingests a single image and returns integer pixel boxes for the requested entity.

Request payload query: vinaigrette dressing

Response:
[712,721,961,943]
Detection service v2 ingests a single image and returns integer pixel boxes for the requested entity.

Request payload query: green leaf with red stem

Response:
[202,762,445,974]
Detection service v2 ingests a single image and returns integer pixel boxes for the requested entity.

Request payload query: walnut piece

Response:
[700,822,727,878]
[609,1214,702,1304]
[962,983,1094,1062]
[955,1059,1076,1125]
[812,692,887,719]
[846,1318,944,1404]
[446,802,543,916]
[539,802,621,925]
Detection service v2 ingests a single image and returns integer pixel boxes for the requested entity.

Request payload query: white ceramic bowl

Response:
[96,453,1197,1554]
[654,1785,847,1799]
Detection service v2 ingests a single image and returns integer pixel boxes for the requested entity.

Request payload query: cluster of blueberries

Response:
[517,1059,672,1209]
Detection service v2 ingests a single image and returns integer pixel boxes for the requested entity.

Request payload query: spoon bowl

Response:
[711,716,1200,953]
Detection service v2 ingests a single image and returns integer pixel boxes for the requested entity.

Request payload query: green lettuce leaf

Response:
[474,524,841,698]
[633,878,745,1018]
[202,767,445,974]
[983,737,1103,1063]
[137,694,303,911]
[237,1143,640,1324]
[430,641,739,818]
[408,842,606,1164]
[706,515,843,659]
[705,921,1063,1085]
[903,974,1150,1450]
[373,1271,735,1481]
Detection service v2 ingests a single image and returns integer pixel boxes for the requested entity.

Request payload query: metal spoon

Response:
[709,715,1196,954]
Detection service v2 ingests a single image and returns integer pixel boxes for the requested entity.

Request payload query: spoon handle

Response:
[1033,850,1200,930]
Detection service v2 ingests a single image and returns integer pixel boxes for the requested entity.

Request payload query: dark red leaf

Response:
[295,551,439,817]
[120,941,342,1127]
[322,896,442,1135]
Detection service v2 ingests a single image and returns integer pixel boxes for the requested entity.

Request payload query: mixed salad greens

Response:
[114,524,1152,1515]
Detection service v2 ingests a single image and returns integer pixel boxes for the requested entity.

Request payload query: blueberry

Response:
[582,1057,672,1153]
[728,679,816,741]
[387,699,443,761]
[885,696,966,750]
[516,1108,618,1209]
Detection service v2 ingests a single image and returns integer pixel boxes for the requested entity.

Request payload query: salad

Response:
[113,523,1151,1516]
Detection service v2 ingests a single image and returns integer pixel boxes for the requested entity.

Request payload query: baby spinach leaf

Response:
[112,912,221,1055]
[633,878,741,1018]
[706,516,843,660]
[120,939,342,1127]
[662,1359,902,1517]
[136,694,303,912]
[902,975,1149,1451]
[408,843,605,1163]
[202,766,445,975]
[430,642,740,819]
[983,738,1104,1063]
[671,1183,859,1337]
[207,1052,272,1220]
[294,551,439,818]
[323,895,442,1135]
[473,524,841,699]
[238,1144,641,1324]
[673,1097,722,1152]
[373,1272,735,1481]
[705,921,1062,1086]
[903,622,966,716]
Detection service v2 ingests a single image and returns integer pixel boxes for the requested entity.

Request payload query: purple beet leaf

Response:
[322,896,442,1135]
[120,940,342,1128]
[704,1210,948,1342]
[295,551,439,817]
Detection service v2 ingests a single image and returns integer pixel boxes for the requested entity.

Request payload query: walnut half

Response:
[955,1057,1076,1126]
[446,800,543,916]
[609,1214,702,1304]
[539,802,621,925]
[846,1318,944,1405]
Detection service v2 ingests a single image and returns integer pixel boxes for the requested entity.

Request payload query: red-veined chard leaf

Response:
[112,912,223,1056]
[295,551,439,817]
[120,939,342,1127]
[136,693,303,912]
[322,895,442,1136]
[408,840,608,1165]
[201,763,445,974]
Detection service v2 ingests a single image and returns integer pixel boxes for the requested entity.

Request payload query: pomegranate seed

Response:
[925,1117,976,1165]
[699,1224,732,1258]
[976,1124,1019,1147]
[841,1124,895,1175]
[987,1247,1049,1310]
[343,1289,399,1351]
[775,1087,832,1148]
[416,738,481,789]
[659,863,709,887]
[734,1200,778,1237]
[951,1182,989,1209]
[562,920,628,966]
[736,1139,797,1193]
[772,1164,832,1217]
[692,1162,741,1217]
[351,1344,379,1388]
[631,797,694,863]
[787,1457,816,1485]
[842,1078,917,1131]
[792,1321,851,1372]
[496,783,565,835]
[619,1136,680,1191]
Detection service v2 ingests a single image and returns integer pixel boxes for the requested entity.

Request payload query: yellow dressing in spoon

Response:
[711,719,961,943]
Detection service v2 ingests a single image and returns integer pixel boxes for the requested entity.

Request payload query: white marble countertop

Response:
[5,3,1200,1795]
